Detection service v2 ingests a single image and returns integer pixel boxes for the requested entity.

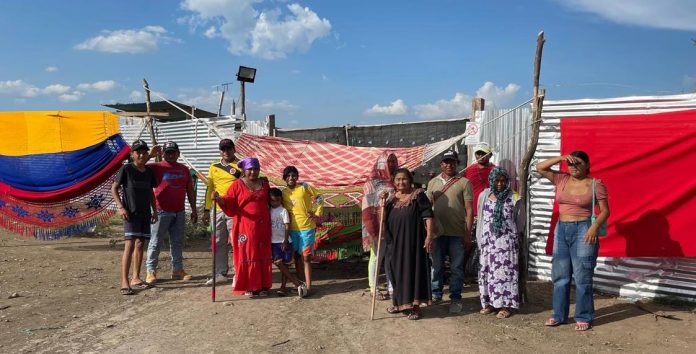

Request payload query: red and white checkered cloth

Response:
[235,133,426,188]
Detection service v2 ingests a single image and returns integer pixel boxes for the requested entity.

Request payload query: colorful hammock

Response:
[0,111,130,239]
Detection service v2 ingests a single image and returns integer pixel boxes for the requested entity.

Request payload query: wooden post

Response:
[142,79,159,160]
[467,98,485,165]
[217,91,225,117]
[267,114,276,136]
[517,31,546,304]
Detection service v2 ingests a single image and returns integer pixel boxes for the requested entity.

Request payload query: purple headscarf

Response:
[238,157,260,171]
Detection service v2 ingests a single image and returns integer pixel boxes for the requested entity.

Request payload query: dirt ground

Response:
[1,224,695,354]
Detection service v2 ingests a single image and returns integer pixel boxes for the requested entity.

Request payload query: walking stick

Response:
[370,201,386,320]
[211,202,217,302]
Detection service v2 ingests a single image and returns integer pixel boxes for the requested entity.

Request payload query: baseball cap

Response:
[475,143,493,155]
[163,141,179,152]
[131,139,149,151]
[441,150,459,162]
[219,138,235,150]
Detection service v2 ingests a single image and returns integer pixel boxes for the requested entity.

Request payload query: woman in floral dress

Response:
[475,167,524,318]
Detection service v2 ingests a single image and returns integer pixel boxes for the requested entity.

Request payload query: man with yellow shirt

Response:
[281,166,323,294]
[203,138,241,285]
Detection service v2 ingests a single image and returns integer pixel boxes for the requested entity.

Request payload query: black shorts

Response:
[124,214,152,240]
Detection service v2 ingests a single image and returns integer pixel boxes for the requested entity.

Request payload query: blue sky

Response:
[1,0,695,127]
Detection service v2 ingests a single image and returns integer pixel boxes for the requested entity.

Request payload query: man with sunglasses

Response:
[145,141,198,284]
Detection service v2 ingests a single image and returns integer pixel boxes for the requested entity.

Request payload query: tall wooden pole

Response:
[517,31,546,304]
[217,91,225,117]
[143,79,158,151]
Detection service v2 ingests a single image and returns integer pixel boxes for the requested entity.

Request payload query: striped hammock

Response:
[0,111,129,239]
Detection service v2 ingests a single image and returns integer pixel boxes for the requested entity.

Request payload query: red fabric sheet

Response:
[545,109,696,257]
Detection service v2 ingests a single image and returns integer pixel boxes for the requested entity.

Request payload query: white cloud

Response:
[365,99,408,116]
[77,80,117,91]
[0,80,40,97]
[475,82,520,108]
[45,66,58,73]
[255,99,299,112]
[58,91,84,102]
[75,26,174,53]
[414,93,470,119]
[560,0,696,31]
[181,0,331,59]
[130,90,143,101]
[42,84,71,95]
[413,82,521,119]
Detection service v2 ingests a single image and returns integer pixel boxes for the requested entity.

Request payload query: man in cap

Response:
[203,138,242,285]
[145,141,197,284]
[464,142,496,217]
[426,149,474,313]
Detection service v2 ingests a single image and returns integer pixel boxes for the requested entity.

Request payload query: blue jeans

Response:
[551,220,599,323]
[146,211,186,273]
[431,235,465,301]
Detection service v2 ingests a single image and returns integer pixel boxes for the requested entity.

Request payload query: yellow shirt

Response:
[282,183,324,231]
[204,160,241,210]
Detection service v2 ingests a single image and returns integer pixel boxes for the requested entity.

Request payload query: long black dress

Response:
[385,188,433,311]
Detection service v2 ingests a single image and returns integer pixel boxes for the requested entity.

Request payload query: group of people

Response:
[111,138,322,298]
[112,136,610,330]
[363,144,609,330]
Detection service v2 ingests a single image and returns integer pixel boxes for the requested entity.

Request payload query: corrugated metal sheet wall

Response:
[478,104,532,192]
[529,93,696,300]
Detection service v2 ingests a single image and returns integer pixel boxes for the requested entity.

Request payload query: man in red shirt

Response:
[463,143,495,278]
[145,141,198,283]
[464,142,495,217]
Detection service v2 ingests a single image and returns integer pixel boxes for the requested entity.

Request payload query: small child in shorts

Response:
[269,188,307,297]
[111,139,158,295]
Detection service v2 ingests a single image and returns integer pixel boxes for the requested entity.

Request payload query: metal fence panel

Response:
[529,93,696,300]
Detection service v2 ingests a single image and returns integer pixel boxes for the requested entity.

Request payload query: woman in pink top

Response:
[536,150,609,331]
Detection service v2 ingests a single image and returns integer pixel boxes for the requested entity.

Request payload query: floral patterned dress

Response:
[478,196,520,309]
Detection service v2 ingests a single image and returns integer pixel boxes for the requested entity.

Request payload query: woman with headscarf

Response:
[475,167,524,319]
[361,153,398,300]
[215,157,273,296]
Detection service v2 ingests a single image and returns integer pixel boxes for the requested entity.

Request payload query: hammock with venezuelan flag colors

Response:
[0,111,130,239]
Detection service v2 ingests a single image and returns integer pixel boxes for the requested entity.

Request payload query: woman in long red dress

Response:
[216,157,273,296]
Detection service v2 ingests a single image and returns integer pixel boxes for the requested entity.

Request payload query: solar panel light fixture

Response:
[236,66,256,83]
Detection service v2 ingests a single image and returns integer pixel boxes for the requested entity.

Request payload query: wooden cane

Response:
[211,202,217,302]
[370,201,386,320]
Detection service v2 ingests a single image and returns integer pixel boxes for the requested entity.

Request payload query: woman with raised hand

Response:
[537,151,610,331]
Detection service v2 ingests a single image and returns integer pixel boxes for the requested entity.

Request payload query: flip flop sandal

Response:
[480,307,494,315]
[386,306,402,314]
[544,318,563,327]
[574,322,592,331]
[131,282,151,290]
[496,309,512,319]
[120,288,134,296]
[407,311,422,320]
[276,289,287,297]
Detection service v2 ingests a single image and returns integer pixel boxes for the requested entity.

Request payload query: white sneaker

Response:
[297,283,308,298]
[205,274,228,286]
